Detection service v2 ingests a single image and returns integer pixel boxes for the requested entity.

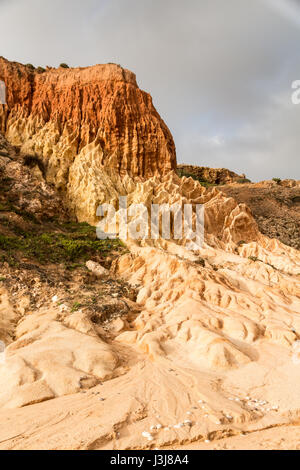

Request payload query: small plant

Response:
[71,302,82,312]
[23,154,46,177]
[36,66,46,73]
[266,262,277,270]
[59,63,69,69]
[272,178,281,184]
[25,64,35,70]
[0,221,126,266]
[0,203,9,211]
[176,169,215,188]
[248,256,259,262]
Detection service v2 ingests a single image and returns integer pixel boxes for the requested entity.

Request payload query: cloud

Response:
[263,0,300,29]
[0,0,299,181]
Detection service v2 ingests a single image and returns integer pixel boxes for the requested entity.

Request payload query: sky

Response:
[0,0,300,181]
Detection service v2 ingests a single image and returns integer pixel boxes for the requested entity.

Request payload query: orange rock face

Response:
[0,57,176,180]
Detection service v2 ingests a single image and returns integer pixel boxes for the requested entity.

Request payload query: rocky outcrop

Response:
[219,179,300,250]
[177,164,247,185]
[0,57,176,189]
[0,133,66,221]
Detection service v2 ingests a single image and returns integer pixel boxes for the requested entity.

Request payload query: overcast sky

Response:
[0,0,300,181]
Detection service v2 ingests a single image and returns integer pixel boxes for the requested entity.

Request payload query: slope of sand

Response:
[0,172,299,450]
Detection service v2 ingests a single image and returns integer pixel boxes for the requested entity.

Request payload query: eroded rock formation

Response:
[0,57,176,190]
[0,60,300,450]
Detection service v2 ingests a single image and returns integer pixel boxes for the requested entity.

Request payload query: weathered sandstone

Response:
[0,57,176,190]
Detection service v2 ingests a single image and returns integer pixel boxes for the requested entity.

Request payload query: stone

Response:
[86,260,109,278]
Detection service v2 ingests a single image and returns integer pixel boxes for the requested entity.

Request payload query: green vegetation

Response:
[25,64,35,70]
[59,63,69,69]
[36,66,46,74]
[176,169,215,188]
[23,155,46,177]
[71,301,82,312]
[272,177,281,184]
[248,256,277,271]
[248,256,259,262]
[0,203,11,211]
[0,221,126,266]
[194,257,205,267]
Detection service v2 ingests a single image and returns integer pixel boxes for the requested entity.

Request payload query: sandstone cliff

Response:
[0,57,176,189]
[177,164,247,185]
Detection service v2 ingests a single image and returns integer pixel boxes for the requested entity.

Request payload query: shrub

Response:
[176,169,214,188]
[0,221,125,266]
[59,63,69,69]
[236,178,251,184]
[23,154,46,177]
[195,257,205,267]
[272,178,281,184]
[36,67,46,73]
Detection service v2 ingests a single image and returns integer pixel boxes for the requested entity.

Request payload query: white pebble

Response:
[142,431,153,439]
[186,411,192,415]
[205,439,210,443]
[52,295,58,303]
[59,304,68,312]
[174,423,184,429]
